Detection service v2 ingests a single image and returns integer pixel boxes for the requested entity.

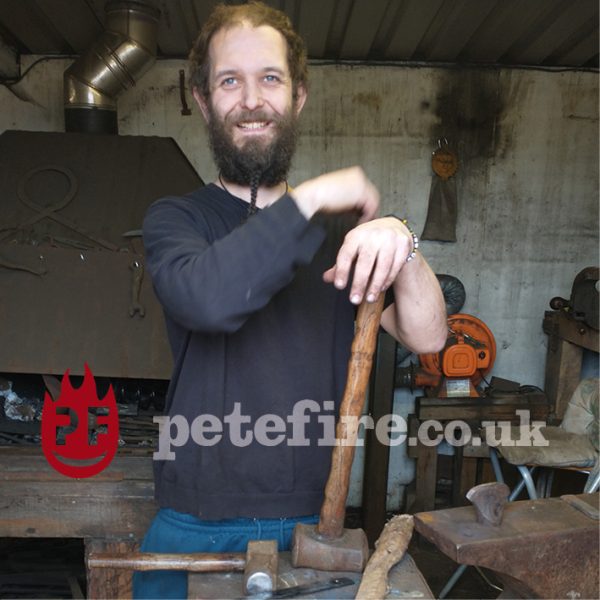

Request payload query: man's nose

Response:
[241,81,264,110]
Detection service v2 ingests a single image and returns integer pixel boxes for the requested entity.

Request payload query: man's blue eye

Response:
[264,75,280,83]
[222,77,237,86]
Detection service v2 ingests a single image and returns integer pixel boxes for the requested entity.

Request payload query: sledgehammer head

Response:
[291,523,369,572]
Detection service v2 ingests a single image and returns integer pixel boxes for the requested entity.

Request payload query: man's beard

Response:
[206,104,299,187]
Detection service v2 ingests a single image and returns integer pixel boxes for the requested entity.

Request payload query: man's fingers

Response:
[381,249,406,291]
[331,242,359,291]
[322,266,336,284]
[349,249,377,304]
[364,249,396,302]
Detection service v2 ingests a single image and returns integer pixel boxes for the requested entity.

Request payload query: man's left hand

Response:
[323,216,414,304]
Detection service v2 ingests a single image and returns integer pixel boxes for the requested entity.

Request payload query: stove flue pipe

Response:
[64,1,160,134]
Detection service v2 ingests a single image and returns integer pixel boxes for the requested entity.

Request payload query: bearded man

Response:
[135,2,446,598]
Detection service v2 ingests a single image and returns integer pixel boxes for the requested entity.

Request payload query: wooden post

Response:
[362,331,396,546]
[86,539,139,600]
[543,310,599,420]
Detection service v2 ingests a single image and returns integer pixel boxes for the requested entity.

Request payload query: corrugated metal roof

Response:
[0,0,597,69]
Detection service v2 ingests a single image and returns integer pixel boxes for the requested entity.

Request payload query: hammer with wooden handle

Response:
[88,539,278,595]
[291,295,385,572]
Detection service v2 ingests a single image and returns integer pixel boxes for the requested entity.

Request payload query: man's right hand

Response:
[291,167,379,223]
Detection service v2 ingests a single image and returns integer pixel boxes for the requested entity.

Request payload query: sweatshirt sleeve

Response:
[142,194,326,334]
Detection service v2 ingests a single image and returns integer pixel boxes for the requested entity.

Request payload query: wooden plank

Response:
[543,311,599,353]
[413,443,437,512]
[463,440,491,459]
[0,479,156,538]
[543,310,597,420]
[451,445,464,506]
[416,405,549,421]
[0,447,154,481]
[362,332,396,547]
[544,337,583,420]
[458,456,479,505]
[407,415,419,459]
[86,538,138,600]
[417,394,548,408]
[416,396,549,422]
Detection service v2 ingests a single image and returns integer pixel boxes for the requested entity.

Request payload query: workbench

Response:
[407,392,549,512]
[0,446,433,599]
[0,446,156,598]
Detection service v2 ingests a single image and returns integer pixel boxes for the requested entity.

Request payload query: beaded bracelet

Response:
[384,215,419,262]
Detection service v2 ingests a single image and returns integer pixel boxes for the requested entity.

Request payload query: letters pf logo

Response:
[42,364,119,478]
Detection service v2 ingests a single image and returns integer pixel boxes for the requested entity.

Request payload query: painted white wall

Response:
[1,57,598,508]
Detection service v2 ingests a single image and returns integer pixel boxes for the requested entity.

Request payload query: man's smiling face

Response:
[194,23,306,186]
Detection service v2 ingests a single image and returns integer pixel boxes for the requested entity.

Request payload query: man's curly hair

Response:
[188,1,308,101]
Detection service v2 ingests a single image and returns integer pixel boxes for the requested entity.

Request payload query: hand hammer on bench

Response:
[88,539,278,595]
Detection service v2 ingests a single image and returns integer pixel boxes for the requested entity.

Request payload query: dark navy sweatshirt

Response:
[143,184,356,519]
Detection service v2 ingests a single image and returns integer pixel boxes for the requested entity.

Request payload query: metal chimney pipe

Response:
[64,1,160,134]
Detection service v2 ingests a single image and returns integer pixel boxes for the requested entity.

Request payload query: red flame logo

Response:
[42,364,119,478]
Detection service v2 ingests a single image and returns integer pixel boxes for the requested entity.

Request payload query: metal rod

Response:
[439,564,467,599]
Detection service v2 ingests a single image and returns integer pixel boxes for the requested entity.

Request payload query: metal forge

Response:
[0,129,201,380]
[0,128,202,594]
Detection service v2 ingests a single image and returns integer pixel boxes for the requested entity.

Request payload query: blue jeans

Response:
[132,508,318,599]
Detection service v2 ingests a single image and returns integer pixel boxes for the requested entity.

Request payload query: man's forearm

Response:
[380,253,447,354]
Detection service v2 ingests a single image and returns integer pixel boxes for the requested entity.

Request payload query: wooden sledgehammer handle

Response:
[87,552,246,572]
[318,295,385,539]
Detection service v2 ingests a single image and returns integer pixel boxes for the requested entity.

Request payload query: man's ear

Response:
[294,84,307,115]
[193,88,210,122]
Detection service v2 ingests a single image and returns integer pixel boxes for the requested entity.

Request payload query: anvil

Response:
[414,491,599,599]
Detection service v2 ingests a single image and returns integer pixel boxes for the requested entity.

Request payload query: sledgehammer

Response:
[291,295,385,572]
